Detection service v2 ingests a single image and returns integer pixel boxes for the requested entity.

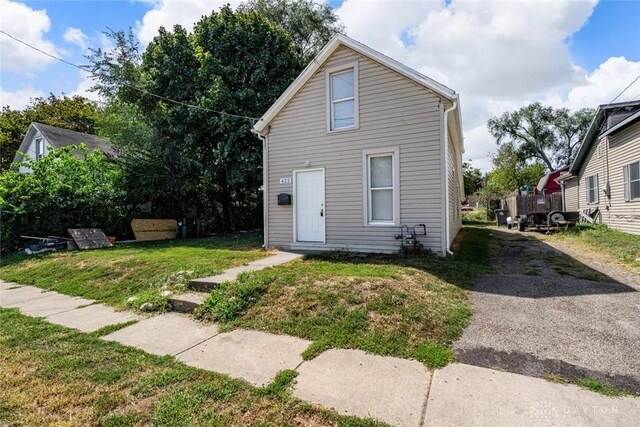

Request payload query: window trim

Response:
[585,173,599,205]
[362,147,400,226]
[623,161,640,202]
[325,61,359,133]
[35,137,45,160]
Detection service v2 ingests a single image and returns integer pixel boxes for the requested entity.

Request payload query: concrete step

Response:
[188,278,223,293]
[170,292,209,314]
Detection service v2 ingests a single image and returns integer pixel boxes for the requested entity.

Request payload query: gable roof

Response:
[569,100,640,175]
[253,34,462,148]
[13,122,116,164]
[536,165,569,190]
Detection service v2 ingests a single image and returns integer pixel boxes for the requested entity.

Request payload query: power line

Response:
[0,29,259,121]
[606,74,640,106]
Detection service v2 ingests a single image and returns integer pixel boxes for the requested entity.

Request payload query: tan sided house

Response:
[557,100,640,234]
[253,35,464,255]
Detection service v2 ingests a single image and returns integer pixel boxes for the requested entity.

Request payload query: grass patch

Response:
[88,320,139,338]
[255,370,298,397]
[0,234,268,310]
[574,378,632,397]
[0,308,386,426]
[544,254,605,281]
[524,267,541,276]
[197,226,493,368]
[551,223,640,267]
[543,374,635,397]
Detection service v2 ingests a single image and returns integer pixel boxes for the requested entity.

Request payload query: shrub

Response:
[0,145,128,252]
[462,209,490,223]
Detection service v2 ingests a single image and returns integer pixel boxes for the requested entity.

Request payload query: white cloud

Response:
[68,71,101,103]
[0,0,60,72]
[336,0,618,171]
[136,0,244,46]
[547,57,640,110]
[63,27,89,51]
[0,85,44,109]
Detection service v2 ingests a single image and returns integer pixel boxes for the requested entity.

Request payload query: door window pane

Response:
[331,71,354,100]
[371,189,393,221]
[370,155,392,188]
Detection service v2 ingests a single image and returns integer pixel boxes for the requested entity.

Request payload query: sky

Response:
[1,0,639,171]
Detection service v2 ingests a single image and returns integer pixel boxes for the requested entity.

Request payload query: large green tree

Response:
[0,95,101,170]
[487,102,594,171]
[487,143,546,195]
[239,0,344,62]
[89,6,302,230]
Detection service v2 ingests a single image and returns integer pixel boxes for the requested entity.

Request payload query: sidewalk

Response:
[1,281,638,427]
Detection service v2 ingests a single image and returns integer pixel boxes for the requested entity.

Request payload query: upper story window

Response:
[35,138,45,160]
[585,174,598,204]
[326,62,359,131]
[623,161,640,202]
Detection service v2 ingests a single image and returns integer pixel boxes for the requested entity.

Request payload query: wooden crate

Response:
[131,219,178,241]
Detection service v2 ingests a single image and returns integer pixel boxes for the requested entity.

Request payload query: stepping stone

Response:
[170,292,208,313]
[103,313,219,356]
[423,363,640,426]
[177,328,310,386]
[294,349,430,427]
[8,293,95,317]
[46,303,141,333]
[0,285,52,306]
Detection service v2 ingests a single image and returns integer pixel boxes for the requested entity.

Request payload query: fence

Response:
[502,193,563,217]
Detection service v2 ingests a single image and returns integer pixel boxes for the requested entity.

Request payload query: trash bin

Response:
[495,209,510,226]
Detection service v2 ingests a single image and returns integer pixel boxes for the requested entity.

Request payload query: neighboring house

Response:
[557,100,640,234]
[253,35,464,255]
[535,165,569,194]
[12,122,116,173]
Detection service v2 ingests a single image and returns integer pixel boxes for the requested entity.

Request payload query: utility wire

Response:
[605,74,640,106]
[0,29,259,121]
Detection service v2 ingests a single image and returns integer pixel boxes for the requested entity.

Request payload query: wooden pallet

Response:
[131,219,178,241]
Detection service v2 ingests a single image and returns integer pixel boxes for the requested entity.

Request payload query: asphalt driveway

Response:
[454,227,640,392]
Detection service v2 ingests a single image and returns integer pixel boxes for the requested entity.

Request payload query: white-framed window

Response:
[363,147,399,226]
[35,138,45,160]
[326,62,358,131]
[623,161,640,202]
[585,174,598,204]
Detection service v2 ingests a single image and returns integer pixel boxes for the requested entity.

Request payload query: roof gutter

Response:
[251,128,269,249]
[443,98,458,256]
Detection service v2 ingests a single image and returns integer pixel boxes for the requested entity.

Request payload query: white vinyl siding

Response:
[623,161,640,201]
[586,174,598,204]
[364,148,399,225]
[326,62,359,131]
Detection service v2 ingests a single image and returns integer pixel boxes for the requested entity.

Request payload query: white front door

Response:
[295,169,325,242]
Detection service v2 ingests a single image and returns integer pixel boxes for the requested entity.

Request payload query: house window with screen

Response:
[35,138,45,160]
[586,174,598,204]
[623,161,640,201]
[364,148,399,225]
[327,63,358,131]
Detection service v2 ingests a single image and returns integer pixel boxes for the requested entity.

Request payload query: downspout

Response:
[252,128,269,249]
[443,99,458,256]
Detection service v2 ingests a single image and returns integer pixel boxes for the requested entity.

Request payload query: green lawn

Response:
[548,223,640,267]
[196,226,494,368]
[0,309,384,427]
[0,234,268,310]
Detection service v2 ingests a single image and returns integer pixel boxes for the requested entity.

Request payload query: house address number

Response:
[279,177,292,184]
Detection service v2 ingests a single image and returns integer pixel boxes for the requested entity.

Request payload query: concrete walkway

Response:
[1,282,638,426]
[171,250,303,312]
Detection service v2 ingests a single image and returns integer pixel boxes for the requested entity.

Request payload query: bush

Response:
[462,209,490,223]
[0,145,128,252]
